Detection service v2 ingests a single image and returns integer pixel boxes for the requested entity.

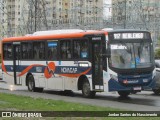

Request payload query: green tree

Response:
[155,37,160,59]
[155,49,160,59]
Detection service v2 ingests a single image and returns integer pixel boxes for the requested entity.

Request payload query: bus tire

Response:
[27,75,35,92]
[153,89,160,95]
[27,75,44,92]
[118,91,130,97]
[82,80,96,98]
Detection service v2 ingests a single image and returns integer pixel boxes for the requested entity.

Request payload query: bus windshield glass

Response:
[109,42,152,69]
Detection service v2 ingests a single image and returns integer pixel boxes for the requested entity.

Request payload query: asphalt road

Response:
[0,82,160,111]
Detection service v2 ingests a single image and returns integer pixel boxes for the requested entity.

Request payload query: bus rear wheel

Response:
[82,80,96,98]
[27,75,35,92]
[27,75,43,92]
[118,91,130,98]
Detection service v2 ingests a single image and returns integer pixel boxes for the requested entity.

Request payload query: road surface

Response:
[0,82,160,111]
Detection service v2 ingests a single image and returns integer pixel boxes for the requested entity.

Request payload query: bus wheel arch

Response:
[26,73,32,86]
[78,75,96,98]
[78,75,87,90]
[26,73,43,92]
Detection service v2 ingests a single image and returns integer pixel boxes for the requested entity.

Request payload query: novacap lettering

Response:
[61,67,77,73]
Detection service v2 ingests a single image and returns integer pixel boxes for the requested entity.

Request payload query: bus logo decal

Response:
[44,62,56,79]
[61,67,77,74]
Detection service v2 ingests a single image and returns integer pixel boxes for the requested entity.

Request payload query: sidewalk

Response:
[0,81,27,91]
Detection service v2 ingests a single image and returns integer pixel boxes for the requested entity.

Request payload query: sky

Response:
[105,0,111,4]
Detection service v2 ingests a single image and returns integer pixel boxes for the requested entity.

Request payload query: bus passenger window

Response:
[73,41,80,58]
[48,42,57,60]
[33,42,45,60]
[3,43,12,60]
[60,40,71,59]
[73,40,88,59]
[22,42,32,59]
[81,43,88,58]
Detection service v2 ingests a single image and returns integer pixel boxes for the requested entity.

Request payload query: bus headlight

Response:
[110,74,118,81]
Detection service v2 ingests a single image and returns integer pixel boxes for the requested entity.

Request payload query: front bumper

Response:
[108,77,156,92]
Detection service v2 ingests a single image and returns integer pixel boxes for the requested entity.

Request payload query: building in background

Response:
[103,0,112,20]
[0,0,103,38]
[112,0,160,44]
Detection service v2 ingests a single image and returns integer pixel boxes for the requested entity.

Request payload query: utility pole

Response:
[35,0,37,32]
[124,0,126,29]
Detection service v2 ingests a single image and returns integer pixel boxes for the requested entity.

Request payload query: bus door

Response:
[92,39,104,90]
[13,42,21,85]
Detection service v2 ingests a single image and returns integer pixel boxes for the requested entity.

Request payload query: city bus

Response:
[104,29,156,96]
[1,29,156,98]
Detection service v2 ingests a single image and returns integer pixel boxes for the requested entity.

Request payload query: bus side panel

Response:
[47,76,63,90]
[63,77,78,91]
[3,61,14,85]
[20,61,46,88]
[3,61,25,86]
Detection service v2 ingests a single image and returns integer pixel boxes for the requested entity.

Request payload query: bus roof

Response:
[32,29,84,36]
[101,28,113,31]
[2,30,106,43]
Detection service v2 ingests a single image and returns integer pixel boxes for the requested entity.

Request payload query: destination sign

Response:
[114,33,144,39]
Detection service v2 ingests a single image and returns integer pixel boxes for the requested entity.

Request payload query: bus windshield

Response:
[109,42,153,69]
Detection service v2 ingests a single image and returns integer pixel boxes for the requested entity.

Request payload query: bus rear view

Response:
[106,30,156,97]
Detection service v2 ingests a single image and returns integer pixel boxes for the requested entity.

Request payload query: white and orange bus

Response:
[1,29,156,97]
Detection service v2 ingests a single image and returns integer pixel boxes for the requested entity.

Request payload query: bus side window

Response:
[73,41,80,59]
[3,43,12,60]
[48,41,57,60]
[60,40,71,59]
[21,42,32,59]
[73,40,88,59]
[33,42,45,60]
[81,41,88,58]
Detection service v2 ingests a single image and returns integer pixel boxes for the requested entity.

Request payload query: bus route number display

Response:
[114,33,144,39]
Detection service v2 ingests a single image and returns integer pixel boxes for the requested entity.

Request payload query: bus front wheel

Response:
[153,89,160,95]
[118,91,130,97]
[82,80,96,98]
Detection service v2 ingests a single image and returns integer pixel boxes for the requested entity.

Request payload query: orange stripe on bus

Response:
[2,61,13,76]
[18,64,44,77]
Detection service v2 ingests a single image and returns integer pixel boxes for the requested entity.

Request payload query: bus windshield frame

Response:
[108,31,154,74]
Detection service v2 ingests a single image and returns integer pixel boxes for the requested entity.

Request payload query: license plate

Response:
[133,87,141,90]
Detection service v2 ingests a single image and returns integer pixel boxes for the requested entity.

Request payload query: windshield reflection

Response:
[109,42,152,69]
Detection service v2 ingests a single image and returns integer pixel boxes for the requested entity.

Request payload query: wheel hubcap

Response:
[83,83,90,95]
[29,79,33,90]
